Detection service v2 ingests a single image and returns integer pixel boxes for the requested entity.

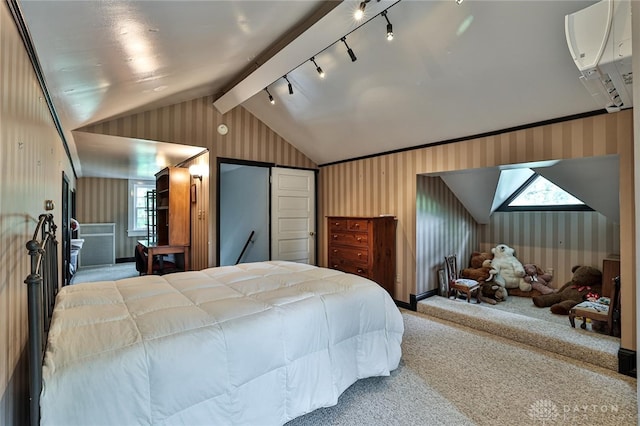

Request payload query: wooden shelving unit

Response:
[155,167,190,246]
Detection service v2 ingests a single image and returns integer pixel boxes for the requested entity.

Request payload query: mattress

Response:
[40,261,404,425]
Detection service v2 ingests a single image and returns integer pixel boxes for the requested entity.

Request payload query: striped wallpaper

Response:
[81,101,317,267]
[1,3,76,424]
[82,102,636,351]
[320,110,635,350]
[415,176,478,294]
[76,177,139,261]
[180,151,210,271]
[415,177,619,295]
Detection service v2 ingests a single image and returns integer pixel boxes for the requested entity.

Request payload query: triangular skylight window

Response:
[508,175,584,207]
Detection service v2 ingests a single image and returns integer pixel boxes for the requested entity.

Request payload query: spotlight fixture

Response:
[381,10,393,41]
[264,87,275,104]
[283,75,294,95]
[455,0,463,4]
[354,0,370,20]
[341,37,357,62]
[310,57,325,79]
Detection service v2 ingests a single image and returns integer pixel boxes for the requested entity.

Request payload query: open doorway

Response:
[217,159,317,266]
[218,161,270,266]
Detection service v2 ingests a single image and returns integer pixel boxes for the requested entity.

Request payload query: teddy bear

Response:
[521,263,555,294]
[477,281,508,305]
[486,244,526,290]
[460,251,494,282]
[532,265,602,315]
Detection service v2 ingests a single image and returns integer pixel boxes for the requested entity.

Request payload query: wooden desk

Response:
[138,240,190,275]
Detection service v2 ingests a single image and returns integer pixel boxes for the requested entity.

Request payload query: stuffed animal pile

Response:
[460,251,493,282]
[532,265,602,314]
[459,252,508,304]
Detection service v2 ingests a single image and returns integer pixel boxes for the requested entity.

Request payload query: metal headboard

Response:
[24,213,59,426]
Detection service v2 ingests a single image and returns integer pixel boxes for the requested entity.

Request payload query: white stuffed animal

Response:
[487,244,527,290]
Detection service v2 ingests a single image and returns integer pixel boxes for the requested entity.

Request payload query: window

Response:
[498,174,592,212]
[128,180,156,237]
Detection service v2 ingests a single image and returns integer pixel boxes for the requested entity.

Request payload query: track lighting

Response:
[354,0,370,20]
[341,37,357,62]
[310,57,325,79]
[283,75,294,95]
[381,10,393,41]
[261,4,407,100]
[264,87,275,104]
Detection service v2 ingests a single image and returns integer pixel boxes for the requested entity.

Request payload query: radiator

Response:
[78,223,115,267]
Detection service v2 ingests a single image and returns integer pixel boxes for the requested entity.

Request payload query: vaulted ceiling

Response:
[15,0,609,181]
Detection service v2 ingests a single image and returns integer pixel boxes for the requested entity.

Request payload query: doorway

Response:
[217,159,317,266]
[61,172,71,286]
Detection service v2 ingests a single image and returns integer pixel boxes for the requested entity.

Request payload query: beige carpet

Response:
[288,310,636,425]
[71,262,138,284]
[481,293,571,326]
[418,296,621,371]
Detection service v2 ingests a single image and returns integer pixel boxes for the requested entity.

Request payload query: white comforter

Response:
[41,261,403,425]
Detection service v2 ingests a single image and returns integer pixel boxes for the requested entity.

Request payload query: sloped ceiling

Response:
[15,0,608,180]
[533,155,620,222]
[434,155,620,224]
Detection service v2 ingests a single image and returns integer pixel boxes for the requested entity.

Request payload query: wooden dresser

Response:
[327,216,397,297]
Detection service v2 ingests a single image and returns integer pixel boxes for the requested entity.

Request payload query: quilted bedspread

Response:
[41,261,404,425]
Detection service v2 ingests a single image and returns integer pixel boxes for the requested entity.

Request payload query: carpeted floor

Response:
[288,310,636,425]
[480,293,570,326]
[71,262,139,284]
[418,296,621,371]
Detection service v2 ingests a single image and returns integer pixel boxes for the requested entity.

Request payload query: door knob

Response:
[309,231,315,236]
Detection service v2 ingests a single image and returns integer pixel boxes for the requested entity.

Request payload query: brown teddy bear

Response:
[478,281,508,305]
[521,263,554,294]
[532,265,602,315]
[460,251,493,282]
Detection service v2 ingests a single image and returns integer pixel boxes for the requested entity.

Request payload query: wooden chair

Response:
[444,254,480,303]
[569,276,620,336]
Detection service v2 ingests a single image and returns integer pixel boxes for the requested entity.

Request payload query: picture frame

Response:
[438,269,447,297]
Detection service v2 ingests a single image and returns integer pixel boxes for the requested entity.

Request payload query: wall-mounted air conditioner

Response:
[565,0,632,112]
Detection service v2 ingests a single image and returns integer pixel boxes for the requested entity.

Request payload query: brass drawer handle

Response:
[333,234,338,239]
[356,237,362,242]
[357,268,364,273]
[357,253,362,257]
[333,249,338,253]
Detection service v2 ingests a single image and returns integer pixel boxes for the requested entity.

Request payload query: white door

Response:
[271,167,316,264]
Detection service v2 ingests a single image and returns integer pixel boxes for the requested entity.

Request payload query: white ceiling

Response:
[17,0,607,179]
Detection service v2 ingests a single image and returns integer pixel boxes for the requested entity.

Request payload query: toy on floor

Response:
[486,244,526,290]
[477,281,508,304]
[521,263,555,294]
[532,265,602,315]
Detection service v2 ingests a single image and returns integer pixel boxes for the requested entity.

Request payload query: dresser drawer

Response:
[329,246,369,264]
[328,218,348,231]
[329,260,369,278]
[347,219,369,232]
[329,231,369,247]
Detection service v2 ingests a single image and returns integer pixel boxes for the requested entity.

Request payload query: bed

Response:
[26,217,403,425]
